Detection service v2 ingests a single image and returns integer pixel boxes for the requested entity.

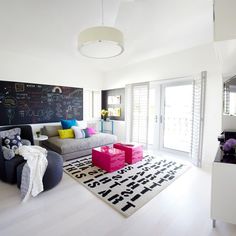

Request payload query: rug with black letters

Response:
[63,155,189,217]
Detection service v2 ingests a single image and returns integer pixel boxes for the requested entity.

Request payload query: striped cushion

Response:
[72,126,85,139]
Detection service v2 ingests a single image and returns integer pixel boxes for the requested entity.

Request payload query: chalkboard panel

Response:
[0,81,83,125]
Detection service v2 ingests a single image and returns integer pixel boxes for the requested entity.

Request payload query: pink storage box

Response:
[92,146,125,173]
[113,143,143,164]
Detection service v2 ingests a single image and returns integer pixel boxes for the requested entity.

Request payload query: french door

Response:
[149,80,193,154]
[126,72,206,166]
[148,73,206,166]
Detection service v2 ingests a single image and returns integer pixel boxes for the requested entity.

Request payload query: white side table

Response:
[33,135,48,146]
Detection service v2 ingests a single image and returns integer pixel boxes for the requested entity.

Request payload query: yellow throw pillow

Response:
[58,129,74,139]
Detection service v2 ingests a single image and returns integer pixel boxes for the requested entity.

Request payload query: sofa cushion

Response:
[87,127,96,135]
[77,120,87,129]
[72,126,85,139]
[61,119,77,129]
[87,122,98,132]
[2,146,15,160]
[2,134,22,151]
[42,125,62,137]
[43,133,117,155]
[82,128,90,138]
[58,129,75,139]
[21,139,31,146]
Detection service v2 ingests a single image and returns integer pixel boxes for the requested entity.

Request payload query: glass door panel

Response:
[162,83,193,153]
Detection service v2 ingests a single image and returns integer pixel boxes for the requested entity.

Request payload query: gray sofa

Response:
[41,125,117,161]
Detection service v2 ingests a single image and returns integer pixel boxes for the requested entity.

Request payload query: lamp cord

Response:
[101,0,104,25]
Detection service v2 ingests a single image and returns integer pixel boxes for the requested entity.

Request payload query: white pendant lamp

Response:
[78,0,124,59]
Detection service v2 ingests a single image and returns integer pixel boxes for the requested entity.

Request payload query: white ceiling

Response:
[0,0,214,71]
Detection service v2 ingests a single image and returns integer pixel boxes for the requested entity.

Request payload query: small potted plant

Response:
[36,131,41,138]
[101,109,108,121]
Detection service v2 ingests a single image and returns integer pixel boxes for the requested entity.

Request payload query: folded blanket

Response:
[20,163,30,200]
[15,146,48,202]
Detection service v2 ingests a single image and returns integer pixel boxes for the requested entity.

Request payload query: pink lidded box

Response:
[113,143,143,164]
[92,146,125,172]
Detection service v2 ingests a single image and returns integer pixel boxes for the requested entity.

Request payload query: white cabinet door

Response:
[211,162,236,224]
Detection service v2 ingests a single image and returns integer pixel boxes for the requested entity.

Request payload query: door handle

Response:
[160,115,163,124]
[155,115,158,123]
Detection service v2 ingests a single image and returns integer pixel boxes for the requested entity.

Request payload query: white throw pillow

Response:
[76,120,87,129]
[72,126,85,139]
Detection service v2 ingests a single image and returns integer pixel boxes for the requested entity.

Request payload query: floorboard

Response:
[1,152,236,236]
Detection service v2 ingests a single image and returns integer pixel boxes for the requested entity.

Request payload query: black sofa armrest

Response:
[0,125,35,146]
[18,125,35,146]
[0,125,34,183]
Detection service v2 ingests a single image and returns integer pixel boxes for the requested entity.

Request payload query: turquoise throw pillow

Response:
[61,119,77,129]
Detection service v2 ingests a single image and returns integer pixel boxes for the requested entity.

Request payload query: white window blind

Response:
[125,84,132,143]
[190,71,206,167]
[224,85,230,114]
[84,90,93,120]
[92,91,101,118]
[131,83,149,145]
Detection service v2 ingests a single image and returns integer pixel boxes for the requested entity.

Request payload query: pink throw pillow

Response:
[87,127,96,136]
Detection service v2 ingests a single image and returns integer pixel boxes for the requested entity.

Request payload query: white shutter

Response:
[190,71,206,167]
[92,91,101,119]
[84,90,101,120]
[223,84,230,114]
[131,83,149,145]
[83,90,93,120]
[125,84,132,143]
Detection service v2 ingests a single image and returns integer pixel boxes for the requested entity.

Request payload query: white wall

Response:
[222,115,236,130]
[104,43,223,164]
[0,50,104,133]
[0,44,224,164]
[214,0,236,41]
[0,50,104,89]
[113,121,126,142]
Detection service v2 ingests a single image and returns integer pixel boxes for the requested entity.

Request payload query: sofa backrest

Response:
[41,125,62,137]
[41,122,99,138]
[87,122,99,132]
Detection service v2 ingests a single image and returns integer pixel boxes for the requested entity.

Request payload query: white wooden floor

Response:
[1,152,236,236]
